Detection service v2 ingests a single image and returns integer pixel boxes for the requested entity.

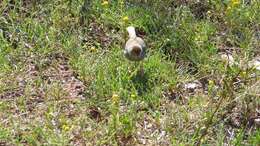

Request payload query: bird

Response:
[124,26,146,61]
[124,26,146,76]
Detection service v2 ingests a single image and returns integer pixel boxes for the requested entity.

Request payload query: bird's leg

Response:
[129,62,138,78]
[129,62,144,78]
[138,62,144,77]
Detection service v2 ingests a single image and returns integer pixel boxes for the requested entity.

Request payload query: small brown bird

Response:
[124,26,146,76]
[124,26,146,61]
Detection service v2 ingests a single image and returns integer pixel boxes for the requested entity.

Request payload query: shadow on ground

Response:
[131,70,150,96]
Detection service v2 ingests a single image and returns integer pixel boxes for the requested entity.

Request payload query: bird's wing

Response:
[135,37,146,49]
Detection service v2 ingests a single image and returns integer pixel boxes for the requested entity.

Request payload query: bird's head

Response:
[131,45,142,56]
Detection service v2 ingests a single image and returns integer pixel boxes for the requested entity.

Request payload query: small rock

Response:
[254,118,260,126]
[249,57,260,70]
[184,82,199,89]
[157,130,166,140]
[220,53,235,65]
[184,80,202,92]
[139,138,146,145]
[24,43,33,49]
[86,126,92,131]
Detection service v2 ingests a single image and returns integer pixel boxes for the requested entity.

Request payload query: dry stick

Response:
[195,63,234,145]
[193,77,259,144]
[195,65,259,145]
[195,88,226,146]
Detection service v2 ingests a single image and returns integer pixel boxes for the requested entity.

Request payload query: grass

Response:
[0,0,259,145]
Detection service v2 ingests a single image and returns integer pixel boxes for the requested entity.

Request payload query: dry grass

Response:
[0,0,259,145]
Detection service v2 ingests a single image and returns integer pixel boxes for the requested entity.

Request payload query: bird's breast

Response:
[124,37,146,61]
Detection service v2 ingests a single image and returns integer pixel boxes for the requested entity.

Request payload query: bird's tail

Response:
[127,26,136,38]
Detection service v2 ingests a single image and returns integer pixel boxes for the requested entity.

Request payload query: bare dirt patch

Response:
[0,53,86,100]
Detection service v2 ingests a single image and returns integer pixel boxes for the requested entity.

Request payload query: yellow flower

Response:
[231,0,240,6]
[89,46,97,52]
[122,16,129,22]
[101,1,109,6]
[227,0,240,12]
[241,71,247,77]
[227,6,232,11]
[112,93,120,104]
[62,124,70,131]
[120,0,124,5]
[131,94,136,99]
[208,80,214,85]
